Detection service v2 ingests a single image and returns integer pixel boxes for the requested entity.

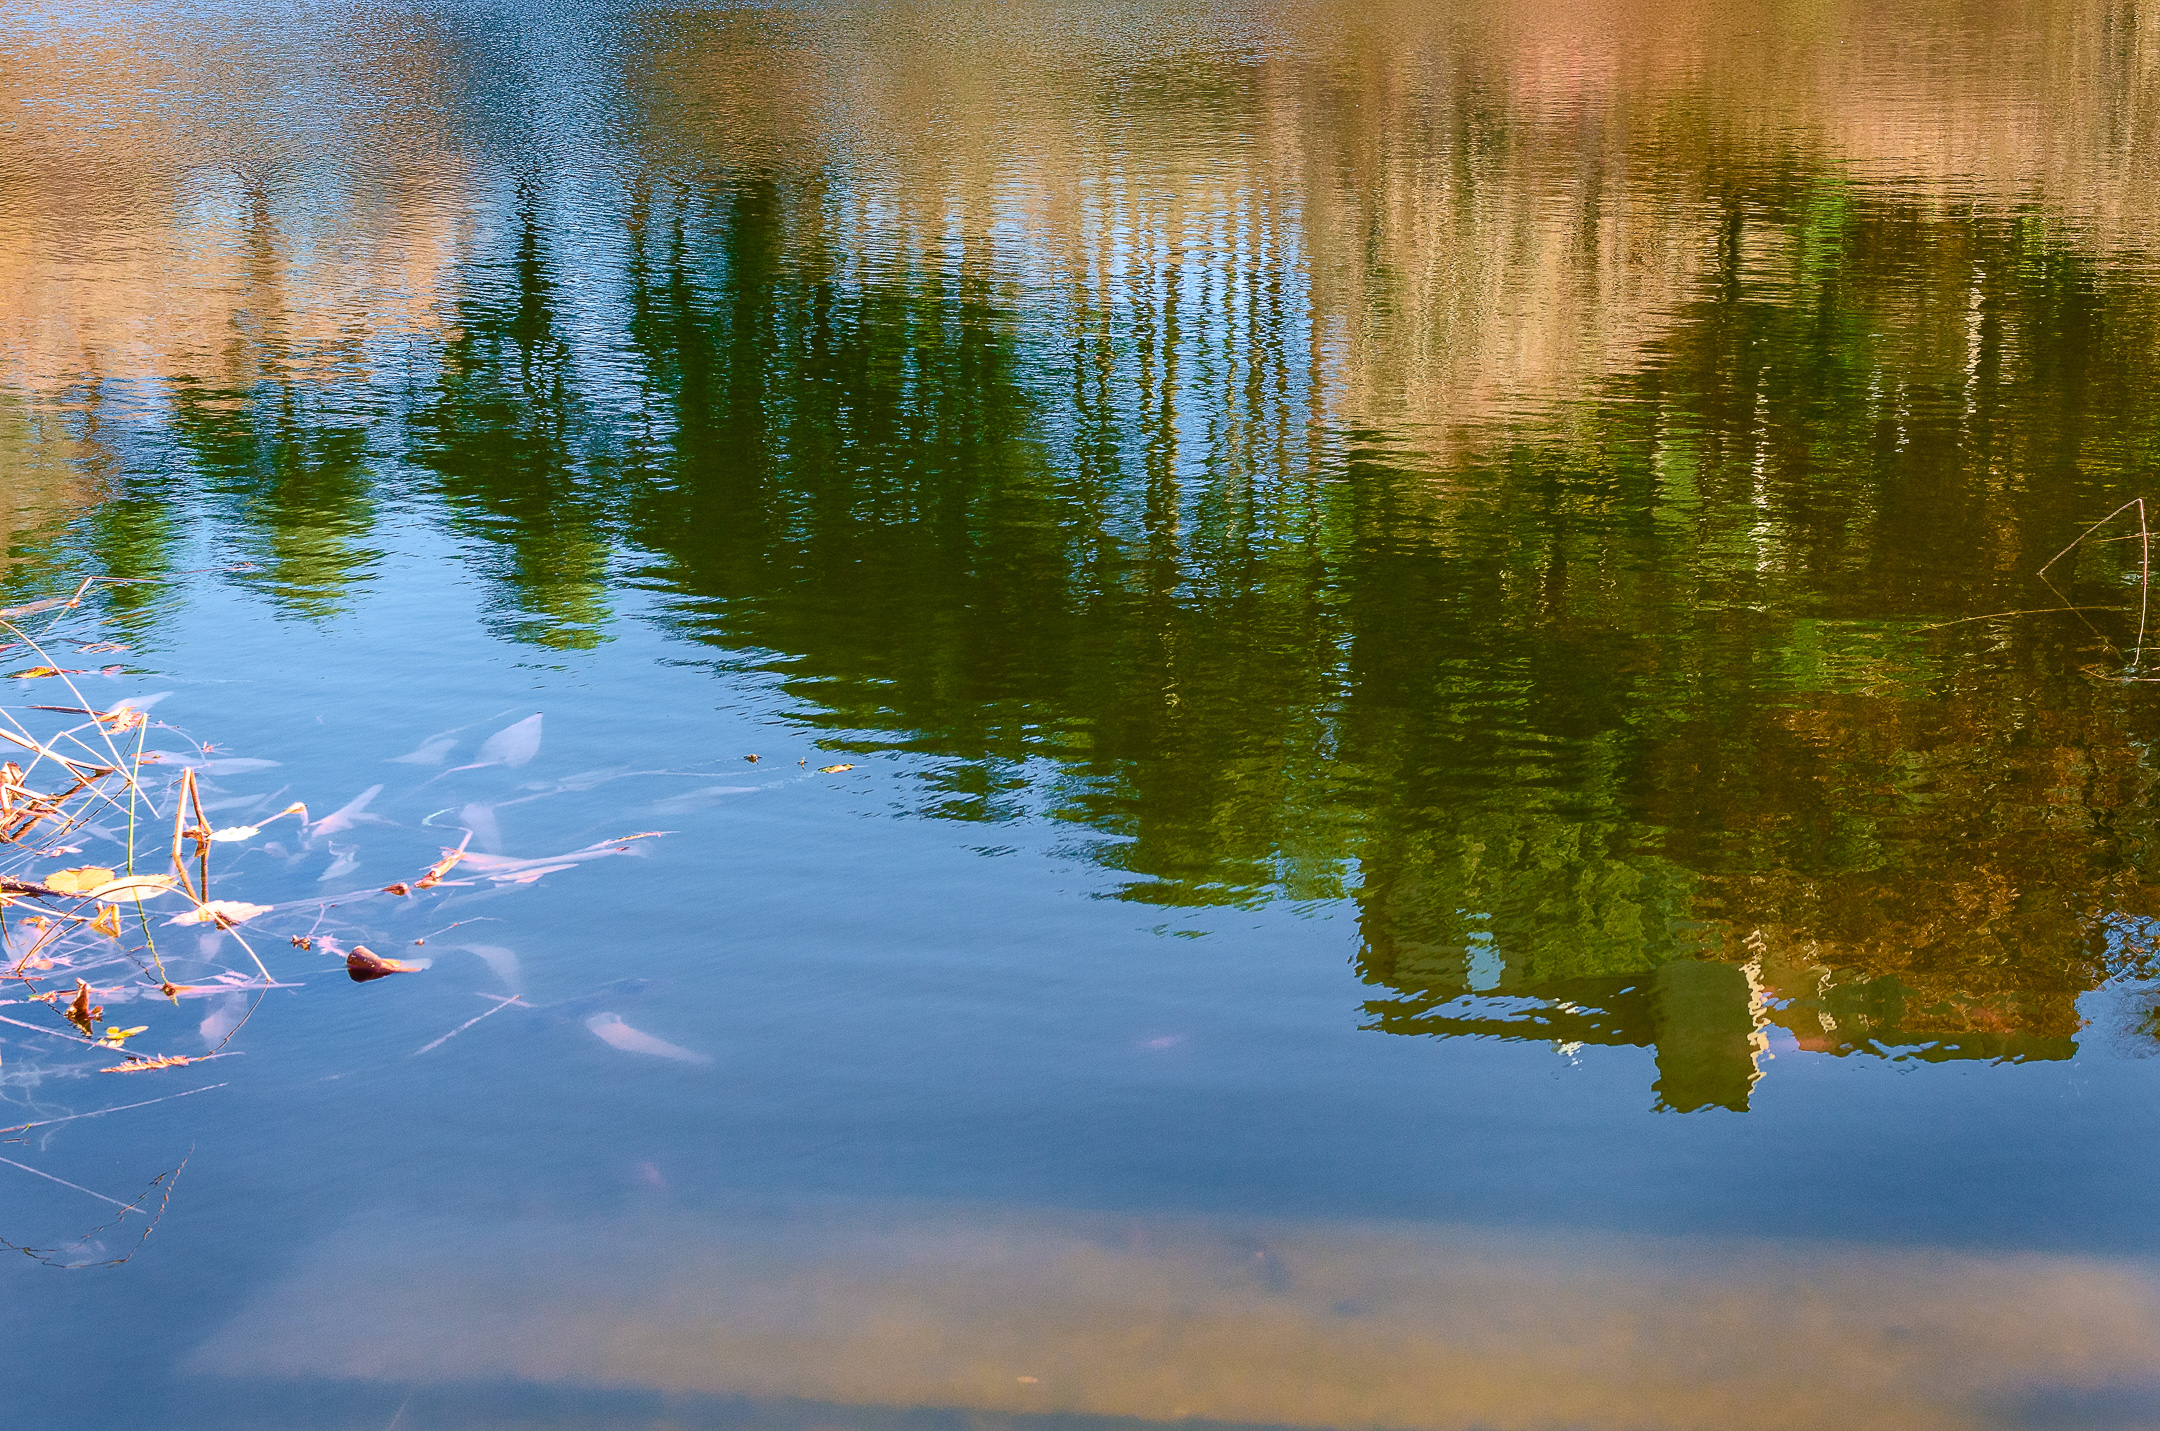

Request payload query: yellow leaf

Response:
[818,764,855,773]
[90,903,121,938]
[44,865,116,894]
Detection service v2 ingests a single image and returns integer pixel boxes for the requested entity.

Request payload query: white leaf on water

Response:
[134,751,278,774]
[388,734,458,765]
[488,862,576,885]
[653,784,759,814]
[462,944,521,994]
[460,802,502,853]
[585,1013,710,1064]
[454,833,663,881]
[90,874,177,903]
[478,714,542,769]
[199,991,246,1047]
[310,784,384,838]
[170,900,274,926]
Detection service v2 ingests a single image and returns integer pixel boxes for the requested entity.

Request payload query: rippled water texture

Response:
[3,1,2160,1427]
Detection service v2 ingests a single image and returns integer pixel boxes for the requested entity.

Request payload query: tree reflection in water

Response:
[6,0,2160,1109]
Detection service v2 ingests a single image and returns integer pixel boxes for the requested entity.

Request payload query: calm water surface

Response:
[3,1,2160,1427]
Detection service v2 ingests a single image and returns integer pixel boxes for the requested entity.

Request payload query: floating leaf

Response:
[308,784,382,837]
[173,900,273,927]
[44,865,115,894]
[91,874,177,903]
[347,945,420,982]
[102,1054,194,1073]
[818,764,855,774]
[97,1024,148,1044]
[476,713,543,769]
[585,1012,712,1064]
[413,846,467,890]
[487,863,575,885]
[743,754,760,763]
[10,666,82,679]
[65,979,102,1035]
[382,882,411,896]
[388,733,457,765]
[209,825,260,842]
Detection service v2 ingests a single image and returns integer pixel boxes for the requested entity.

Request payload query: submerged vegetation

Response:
[0,583,669,1264]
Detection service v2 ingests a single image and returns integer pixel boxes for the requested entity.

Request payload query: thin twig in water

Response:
[0,1152,188,1267]
[2135,498,2150,671]
[0,1083,229,1135]
[1918,606,2128,631]
[0,1154,146,1213]
[2035,497,2153,674]
[2040,499,2150,576]
[413,993,528,1056]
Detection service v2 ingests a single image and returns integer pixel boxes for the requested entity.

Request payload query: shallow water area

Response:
[3,1,2160,1427]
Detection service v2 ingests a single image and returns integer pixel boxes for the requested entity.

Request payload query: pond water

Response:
[3,1,2160,1427]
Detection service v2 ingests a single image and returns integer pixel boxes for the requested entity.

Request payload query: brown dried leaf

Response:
[290,935,313,951]
[9,666,83,679]
[382,882,411,897]
[413,847,466,890]
[347,945,420,982]
[102,1055,194,1073]
[65,979,102,1036]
